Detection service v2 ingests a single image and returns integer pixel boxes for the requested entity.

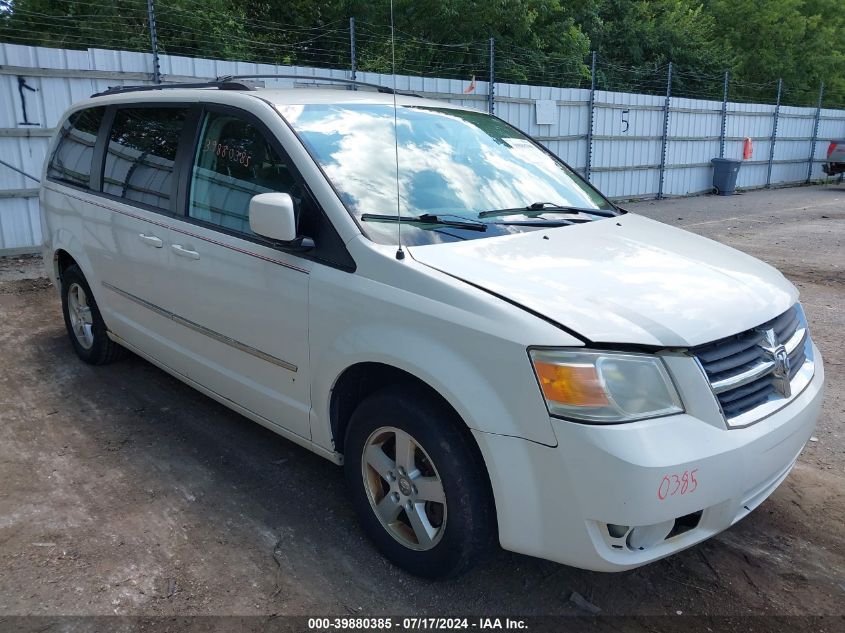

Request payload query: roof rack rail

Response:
[90,74,421,99]
[92,79,260,98]
[216,74,420,96]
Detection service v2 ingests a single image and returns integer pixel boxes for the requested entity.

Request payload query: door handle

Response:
[138,233,163,248]
[171,244,200,260]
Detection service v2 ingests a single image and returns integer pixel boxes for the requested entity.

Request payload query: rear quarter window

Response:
[47,107,105,189]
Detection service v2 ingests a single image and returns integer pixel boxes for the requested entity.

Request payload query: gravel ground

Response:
[0,184,842,623]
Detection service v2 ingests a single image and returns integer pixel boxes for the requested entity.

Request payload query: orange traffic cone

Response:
[743,137,753,160]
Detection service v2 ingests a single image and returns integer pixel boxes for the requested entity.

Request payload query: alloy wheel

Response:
[67,282,95,350]
[361,426,447,551]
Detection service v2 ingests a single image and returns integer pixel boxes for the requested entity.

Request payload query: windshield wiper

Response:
[360,213,487,232]
[492,217,592,227]
[478,202,616,219]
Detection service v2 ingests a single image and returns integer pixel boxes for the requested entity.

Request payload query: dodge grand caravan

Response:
[40,78,824,578]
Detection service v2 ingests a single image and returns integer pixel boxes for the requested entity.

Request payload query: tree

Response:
[569,0,732,96]
[0,0,254,62]
[704,0,845,105]
[258,0,591,84]
[0,0,842,105]
[0,0,151,51]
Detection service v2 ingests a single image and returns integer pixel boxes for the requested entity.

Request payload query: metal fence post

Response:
[766,78,782,188]
[719,71,729,158]
[146,0,161,84]
[657,61,673,199]
[584,51,597,182]
[806,82,824,183]
[349,17,357,83]
[487,37,495,115]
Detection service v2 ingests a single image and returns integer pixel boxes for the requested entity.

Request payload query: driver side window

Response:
[188,111,300,236]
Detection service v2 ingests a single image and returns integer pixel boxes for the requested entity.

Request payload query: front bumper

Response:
[474,344,824,571]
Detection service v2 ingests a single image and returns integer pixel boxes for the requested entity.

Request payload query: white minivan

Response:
[41,78,824,578]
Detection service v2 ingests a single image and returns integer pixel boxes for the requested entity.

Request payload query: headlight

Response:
[529,349,683,423]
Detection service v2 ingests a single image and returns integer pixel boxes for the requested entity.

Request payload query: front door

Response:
[155,107,312,439]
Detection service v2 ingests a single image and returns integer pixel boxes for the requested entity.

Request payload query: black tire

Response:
[344,385,495,578]
[61,264,126,365]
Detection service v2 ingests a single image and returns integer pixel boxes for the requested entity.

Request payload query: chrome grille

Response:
[691,304,812,425]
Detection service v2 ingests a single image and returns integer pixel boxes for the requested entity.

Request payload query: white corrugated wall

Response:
[2,42,844,254]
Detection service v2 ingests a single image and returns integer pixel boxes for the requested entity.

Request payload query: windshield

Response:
[277,103,616,245]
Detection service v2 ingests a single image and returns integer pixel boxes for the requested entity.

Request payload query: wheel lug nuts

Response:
[405,501,413,511]
[391,492,400,503]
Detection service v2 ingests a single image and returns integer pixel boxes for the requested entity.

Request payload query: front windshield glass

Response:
[277,103,616,245]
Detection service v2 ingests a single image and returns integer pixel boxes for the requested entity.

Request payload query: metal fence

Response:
[1,41,844,254]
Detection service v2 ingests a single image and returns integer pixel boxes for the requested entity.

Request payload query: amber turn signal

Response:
[533,361,609,407]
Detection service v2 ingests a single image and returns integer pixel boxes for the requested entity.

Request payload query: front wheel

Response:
[344,386,495,578]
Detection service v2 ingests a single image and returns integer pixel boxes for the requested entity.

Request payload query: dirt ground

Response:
[0,184,843,623]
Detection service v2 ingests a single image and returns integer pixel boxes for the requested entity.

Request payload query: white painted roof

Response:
[257,87,464,109]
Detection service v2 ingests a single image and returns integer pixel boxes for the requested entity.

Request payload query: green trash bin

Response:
[711,158,742,195]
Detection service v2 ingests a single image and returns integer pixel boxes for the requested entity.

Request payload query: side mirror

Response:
[249,192,297,242]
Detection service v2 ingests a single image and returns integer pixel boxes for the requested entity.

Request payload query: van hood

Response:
[409,214,797,347]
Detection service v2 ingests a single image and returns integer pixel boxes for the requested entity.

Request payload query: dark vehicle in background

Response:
[823,140,845,176]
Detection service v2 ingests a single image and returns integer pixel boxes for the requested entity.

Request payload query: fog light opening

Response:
[607,524,630,539]
[665,510,703,540]
[626,519,675,551]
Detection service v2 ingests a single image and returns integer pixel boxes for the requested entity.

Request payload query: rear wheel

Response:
[344,386,494,578]
[61,264,126,365]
